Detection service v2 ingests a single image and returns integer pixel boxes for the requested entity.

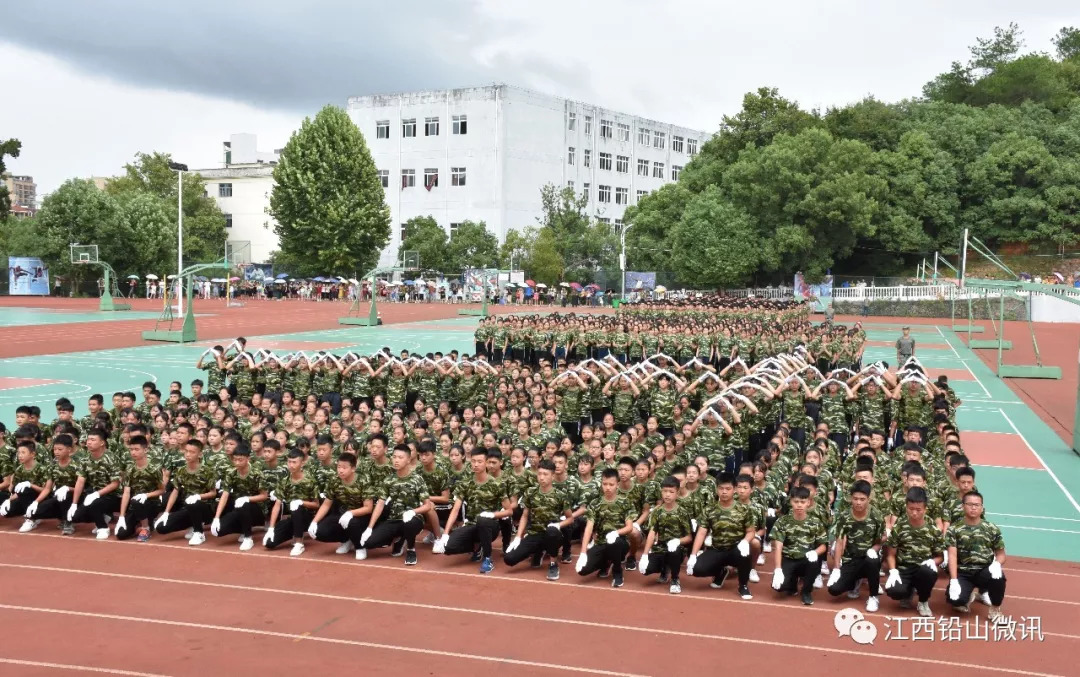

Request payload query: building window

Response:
[671,165,682,181]
[615,187,628,205]
[218,183,232,198]
[584,116,592,135]
[224,213,233,228]
[568,147,575,165]
[616,155,629,173]
[598,185,611,203]
[584,149,592,168]
[653,161,665,178]
[617,123,630,142]
[424,168,439,190]
[672,135,684,153]
[452,115,467,135]
[450,222,462,236]
[599,152,612,171]
[583,182,591,201]
[654,131,666,149]
[688,138,698,155]
[638,128,650,145]
[615,219,624,229]
[567,180,575,190]
[637,159,649,176]
[378,170,389,188]
[401,169,415,188]
[402,119,416,137]
[401,223,408,241]
[636,189,648,201]
[598,217,611,225]
[424,117,440,136]
[568,111,576,131]
[376,120,390,139]
[451,167,466,186]
[600,119,613,139]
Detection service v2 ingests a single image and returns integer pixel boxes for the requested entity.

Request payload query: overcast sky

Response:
[1,1,1073,197]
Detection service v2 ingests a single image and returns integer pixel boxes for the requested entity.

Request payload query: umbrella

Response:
[166,274,178,280]
[275,273,289,279]
[194,276,208,281]
[229,277,240,282]
[145,274,159,280]
[127,274,140,279]
[559,282,570,288]
[569,282,583,290]
[348,278,360,285]
[1053,272,1065,282]
[211,278,226,283]
[585,283,600,290]
[655,285,667,293]
[536,283,547,288]
[337,276,348,282]
[525,279,536,287]
[273,278,287,284]
[403,280,415,286]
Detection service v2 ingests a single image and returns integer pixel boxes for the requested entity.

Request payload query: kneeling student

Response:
[504,459,573,580]
[360,445,433,565]
[575,468,635,588]
[686,472,756,599]
[770,485,828,605]
[211,446,268,551]
[638,475,694,594]
[827,480,884,612]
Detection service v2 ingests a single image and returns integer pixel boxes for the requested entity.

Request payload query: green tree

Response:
[529,227,564,285]
[106,151,227,265]
[669,186,760,287]
[447,221,499,270]
[499,227,538,270]
[270,105,390,276]
[0,137,21,218]
[1053,27,1080,61]
[398,215,449,272]
[622,183,690,272]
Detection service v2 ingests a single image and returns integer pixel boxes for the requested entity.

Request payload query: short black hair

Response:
[849,480,872,497]
[660,475,680,490]
[338,452,358,467]
[905,487,928,505]
[716,471,736,487]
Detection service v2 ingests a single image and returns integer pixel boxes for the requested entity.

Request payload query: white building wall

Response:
[198,167,277,264]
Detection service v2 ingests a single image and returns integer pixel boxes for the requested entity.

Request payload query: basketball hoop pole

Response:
[168,161,188,317]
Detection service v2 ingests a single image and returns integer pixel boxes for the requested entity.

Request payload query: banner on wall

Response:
[794,272,833,312]
[243,264,274,283]
[8,256,50,295]
[624,271,656,291]
[463,269,498,301]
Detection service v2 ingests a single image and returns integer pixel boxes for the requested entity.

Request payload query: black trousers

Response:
[642,548,686,580]
[827,556,881,597]
[365,516,423,550]
[885,563,937,603]
[777,556,818,594]
[316,511,375,547]
[72,494,122,530]
[217,503,266,538]
[34,493,75,521]
[504,527,563,567]
[578,538,630,576]
[265,507,313,548]
[115,499,164,540]
[561,515,586,557]
[2,488,37,518]
[948,566,1006,607]
[445,517,500,558]
[156,500,212,535]
[693,545,752,585]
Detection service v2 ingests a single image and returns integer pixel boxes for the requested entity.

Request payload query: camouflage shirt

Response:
[418,464,451,501]
[49,459,80,489]
[223,466,265,498]
[453,475,509,522]
[11,461,51,490]
[75,451,123,491]
[886,517,945,567]
[325,473,375,511]
[945,521,1004,574]
[171,463,217,502]
[522,485,571,536]
[273,473,320,509]
[359,457,394,495]
[833,509,886,559]
[646,502,694,552]
[122,460,165,494]
[700,501,755,550]
[378,471,430,520]
[770,514,828,558]
[649,388,677,427]
[585,494,634,543]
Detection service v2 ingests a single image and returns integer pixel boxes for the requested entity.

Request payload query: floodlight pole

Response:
[169,161,188,317]
[959,228,969,289]
[619,223,633,301]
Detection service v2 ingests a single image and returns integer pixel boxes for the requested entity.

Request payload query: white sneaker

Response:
[866,596,879,613]
[917,601,932,617]
[669,582,682,595]
[813,574,823,589]
[184,528,195,540]
[979,592,991,606]
[432,540,445,554]
[762,541,772,553]
[239,537,254,551]
[290,542,305,557]
[422,532,435,545]
[847,580,864,599]
[238,535,245,543]
[188,532,206,546]
[821,562,829,574]
[989,605,1005,624]
[95,528,110,540]
[18,519,40,533]
[756,553,765,566]
[335,541,355,555]
[355,548,368,561]
[748,569,760,583]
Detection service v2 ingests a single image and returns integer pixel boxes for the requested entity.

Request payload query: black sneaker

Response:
[597,565,611,579]
[547,562,560,581]
[658,571,670,584]
[739,584,753,600]
[391,539,405,557]
[470,549,483,562]
[404,550,417,566]
[612,572,624,588]
[801,590,814,606]
[624,555,636,570]
[530,552,543,568]
[710,568,730,589]
[561,552,573,564]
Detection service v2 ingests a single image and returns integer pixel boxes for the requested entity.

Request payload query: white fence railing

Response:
[724,284,1080,303]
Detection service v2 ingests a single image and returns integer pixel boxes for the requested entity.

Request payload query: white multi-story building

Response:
[196,133,280,264]
[347,85,711,267]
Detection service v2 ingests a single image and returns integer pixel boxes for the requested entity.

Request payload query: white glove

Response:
[25,501,39,518]
[54,486,70,502]
[211,518,221,536]
[360,527,373,546]
[605,531,619,544]
[547,522,562,531]
[767,507,776,518]
[506,537,521,553]
[921,558,937,573]
[438,533,450,548]
[215,480,222,490]
[306,521,319,539]
[133,493,148,504]
[942,550,949,568]
[686,553,697,575]
[339,511,353,529]
[988,560,1003,579]
[885,568,902,588]
[402,509,416,523]
[0,499,10,516]
[737,540,750,557]
[13,481,31,494]
[948,578,961,599]
[575,552,587,573]
[479,511,496,519]
[154,512,170,529]
[866,548,878,560]
[185,494,199,505]
[114,516,127,536]
[269,491,277,502]
[631,522,642,533]
[638,555,650,575]
[83,491,100,506]
[234,497,249,508]
[805,550,819,563]
[262,531,274,546]
[690,518,698,532]
[290,499,304,512]
[772,567,785,590]
[66,504,77,521]
[828,568,841,587]
[704,534,713,547]
[666,538,681,553]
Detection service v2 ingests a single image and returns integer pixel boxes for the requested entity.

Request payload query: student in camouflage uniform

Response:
[575,468,635,588]
[827,479,885,612]
[309,451,376,558]
[67,429,123,539]
[945,489,1007,622]
[770,485,828,605]
[687,472,757,599]
[361,445,433,565]
[113,435,166,542]
[440,448,512,573]
[637,475,694,594]
[1,440,52,530]
[29,433,78,534]
[210,446,268,551]
[263,449,322,555]
[504,458,573,580]
[884,486,945,617]
[154,439,218,546]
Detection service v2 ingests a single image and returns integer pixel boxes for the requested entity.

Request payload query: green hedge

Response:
[834,297,1028,320]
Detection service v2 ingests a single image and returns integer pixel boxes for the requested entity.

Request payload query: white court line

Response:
[0,604,645,677]
[999,525,1080,535]
[0,602,1067,676]
[999,409,1080,515]
[973,464,1047,471]
[0,658,167,677]
[989,512,1080,524]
